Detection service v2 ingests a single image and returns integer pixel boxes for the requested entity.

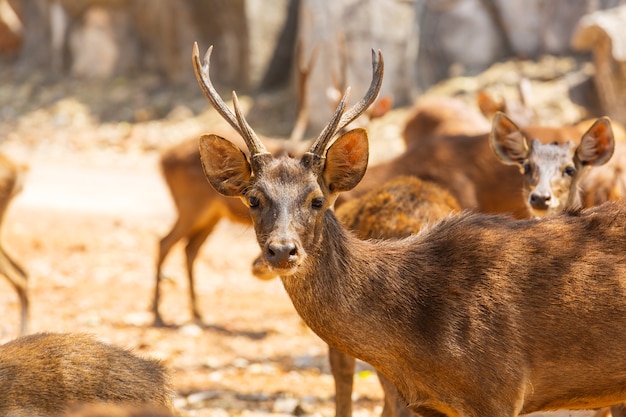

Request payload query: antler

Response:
[192,42,269,157]
[308,48,384,157]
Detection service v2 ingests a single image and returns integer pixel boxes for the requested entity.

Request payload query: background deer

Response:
[341,95,618,220]
[195,43,626,417]
[0,152,29,335]
[490,111,615,216]
[0,332,174,416]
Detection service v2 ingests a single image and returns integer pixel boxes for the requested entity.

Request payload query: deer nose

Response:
[530,192,551,210]
[266,241,299,268]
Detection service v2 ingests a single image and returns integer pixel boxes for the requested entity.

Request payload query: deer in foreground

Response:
[0,332,174,416]
[0,152,29,335]
[254,112,616,417]
[195,43,626,417]
[152,43,320,326]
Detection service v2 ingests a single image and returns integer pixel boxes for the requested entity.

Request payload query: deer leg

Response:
[329,345,356,417]
[0,246,28,335]
[377,372,414,417]
[154,217,196,326]
[184,219,219,323]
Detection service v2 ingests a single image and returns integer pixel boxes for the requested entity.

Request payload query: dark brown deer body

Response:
[0,332,174,416]
[331,176,460,417]
[195,43,626,417]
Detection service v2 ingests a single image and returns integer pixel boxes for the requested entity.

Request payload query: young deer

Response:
[342,96,617,220]
[490,111,615,216]
[0,332,174,416]
[0,152,29,335]
[195,43,626,417]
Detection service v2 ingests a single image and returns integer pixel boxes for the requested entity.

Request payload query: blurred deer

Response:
[478,86,626,210]
[196,42,626,417]
[0,152,29,335]
[0,332,174,416]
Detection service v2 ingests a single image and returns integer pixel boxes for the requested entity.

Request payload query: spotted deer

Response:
[0,332,174,416]
[0,152,29,335]
[195,43,626,417]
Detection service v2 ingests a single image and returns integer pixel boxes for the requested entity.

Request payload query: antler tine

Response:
[192,43,240,134]
[308,87,351,156]
[193,42,268,157]
[307,49,384,157]
[232,91,269,156]
[335,49,384,133]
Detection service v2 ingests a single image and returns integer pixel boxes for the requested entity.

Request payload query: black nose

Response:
[530,192,551,210]
[267,241,298,267]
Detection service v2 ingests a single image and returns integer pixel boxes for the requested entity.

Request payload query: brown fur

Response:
[331,176,460,417]
[0,332,174,416]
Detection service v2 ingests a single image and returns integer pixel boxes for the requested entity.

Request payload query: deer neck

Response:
[279,210,425,367]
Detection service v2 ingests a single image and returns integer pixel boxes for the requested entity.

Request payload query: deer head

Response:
[193,43,383,276]
[490,111,615,216]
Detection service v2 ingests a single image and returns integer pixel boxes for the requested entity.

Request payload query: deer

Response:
[339,92,619,221]
[0,332,174,416]
[0,152,29,336]
[194,42,626,417]
[489,111,615,217]
[154,43,391,326]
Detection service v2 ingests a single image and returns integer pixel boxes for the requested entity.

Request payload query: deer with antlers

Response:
[194,42,626,417]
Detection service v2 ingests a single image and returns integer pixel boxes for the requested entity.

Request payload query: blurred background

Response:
[1,1,626,416]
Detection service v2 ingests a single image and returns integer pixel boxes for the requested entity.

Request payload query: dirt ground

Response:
[0,54,603,417]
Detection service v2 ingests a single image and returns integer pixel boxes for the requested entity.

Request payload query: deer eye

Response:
[522,163,531,175]
[248,196,260,208]
[564,166,576,177]
[311,197,324,209]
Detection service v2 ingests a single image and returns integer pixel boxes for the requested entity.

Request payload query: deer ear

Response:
[323,128,369,193]
[198,134,252,197]
[477,90,503,120]
[576,117,615,167]
[490,111,529,166]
